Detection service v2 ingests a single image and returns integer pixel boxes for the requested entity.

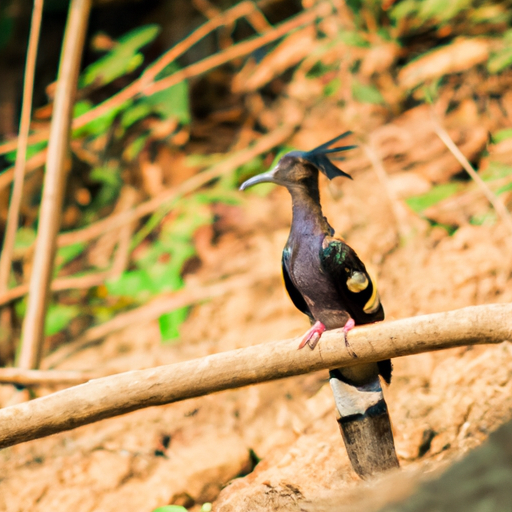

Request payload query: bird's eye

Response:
[347,271,369,292]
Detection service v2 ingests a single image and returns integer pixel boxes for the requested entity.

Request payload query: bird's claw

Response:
[298,321,326,350]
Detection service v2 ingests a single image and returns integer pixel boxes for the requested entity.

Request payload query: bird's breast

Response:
[287,235,349,329]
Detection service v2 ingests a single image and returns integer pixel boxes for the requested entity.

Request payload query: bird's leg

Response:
[343,317,357,358]
[298,320,326,350]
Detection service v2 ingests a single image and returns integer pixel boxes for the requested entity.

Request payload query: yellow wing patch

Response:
[363,275,381,314]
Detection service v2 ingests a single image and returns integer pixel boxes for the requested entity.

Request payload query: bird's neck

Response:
[288,185,330,236]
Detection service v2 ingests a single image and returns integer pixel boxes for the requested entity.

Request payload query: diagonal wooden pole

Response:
[18,0,91,370]
[0,303,511,450]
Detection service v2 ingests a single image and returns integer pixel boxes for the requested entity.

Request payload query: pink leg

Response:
[343,318,357,358]
[298,320,326,350]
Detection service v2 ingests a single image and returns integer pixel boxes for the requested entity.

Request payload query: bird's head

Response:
[240,131,355,191]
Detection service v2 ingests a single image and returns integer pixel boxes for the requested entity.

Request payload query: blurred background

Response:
[0,0,512,510]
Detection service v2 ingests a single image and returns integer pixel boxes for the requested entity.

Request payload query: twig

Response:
[18,0,92,370]
[1,302,511,449]
[0,0,44,293]
[43,271,274,369]
[111,187,138,278]
[144,6,324,97]
[430,108,512,237]
[0,147,48,192]
[0,368,106,387]
[0,273,111,308]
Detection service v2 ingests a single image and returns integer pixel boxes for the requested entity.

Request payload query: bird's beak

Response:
[239,168,279,191]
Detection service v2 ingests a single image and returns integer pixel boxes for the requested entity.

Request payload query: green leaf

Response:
[5,140,48,164]
[106,269,156,298]
[323,77,341,97]
[351,80,385,104]
[488,47,512,74]
[144,80,190,124]
[80,25,161,87]
[158,308,189,342]
[73,99,132,138]
[492,128,512,144]
[496,182,512,196]
[14,227,36,251]
[480,162,512,181]
[123,133,148,160]
[45,304,80,336]
[120,103,152,128]
[55,243,86,271]
[405,183,460,214]
[152,506,188,512]
[337,31,370,48]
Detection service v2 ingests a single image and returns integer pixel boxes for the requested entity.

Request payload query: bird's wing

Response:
[282,250,314,322]
[319,236,384,324]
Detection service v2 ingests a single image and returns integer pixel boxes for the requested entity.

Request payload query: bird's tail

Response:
[329,365,399,479]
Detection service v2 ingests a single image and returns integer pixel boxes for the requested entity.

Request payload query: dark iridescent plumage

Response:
[240,132,399,478]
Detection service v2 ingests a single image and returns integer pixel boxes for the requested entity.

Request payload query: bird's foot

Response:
[343,318,357,358]
[298,321,326,350]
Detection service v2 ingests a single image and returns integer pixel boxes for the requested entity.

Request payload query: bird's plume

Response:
[288,131,356,180]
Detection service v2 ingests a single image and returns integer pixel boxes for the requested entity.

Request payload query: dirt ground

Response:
[1,98,512,511]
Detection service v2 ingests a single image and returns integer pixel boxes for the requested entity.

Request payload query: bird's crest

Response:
[287,131,355,180]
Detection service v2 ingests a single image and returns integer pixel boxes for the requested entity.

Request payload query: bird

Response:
[240,132,399,479]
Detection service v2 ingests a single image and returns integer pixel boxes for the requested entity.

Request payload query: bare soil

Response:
[1,102,512,512]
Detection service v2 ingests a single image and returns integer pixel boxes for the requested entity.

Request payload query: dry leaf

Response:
[398,38,490,90]
[232,27,317,93]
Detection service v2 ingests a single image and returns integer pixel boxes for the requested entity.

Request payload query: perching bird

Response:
[240,132,399,479]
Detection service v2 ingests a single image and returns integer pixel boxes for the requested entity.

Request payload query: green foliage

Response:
[351,79,385,104]
[488,30,512,74]
[106,189,238,342]
[73,99,131,138]
[5,141,48,164]
[323,77,341,97]
[80,25,161,88]
[55,243,86,271]
[14,227,36,251]
[480,162,512,181]
[405,183,461,214]
[45,304,80,336]
[151,506,188,512]
[492,128,512,144]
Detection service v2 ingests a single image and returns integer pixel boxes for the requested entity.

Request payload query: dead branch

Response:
[1,302,511,450]
[0,0,44,293]
[430,108,512,237]
[145,4,328,97]
[0,368,105,387]
[18,0,91,370]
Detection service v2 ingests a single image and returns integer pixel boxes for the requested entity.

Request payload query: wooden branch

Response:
[0,0,44,293]
[18,0,91,370]
[1,303,511,450]
[0,368,104,387]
